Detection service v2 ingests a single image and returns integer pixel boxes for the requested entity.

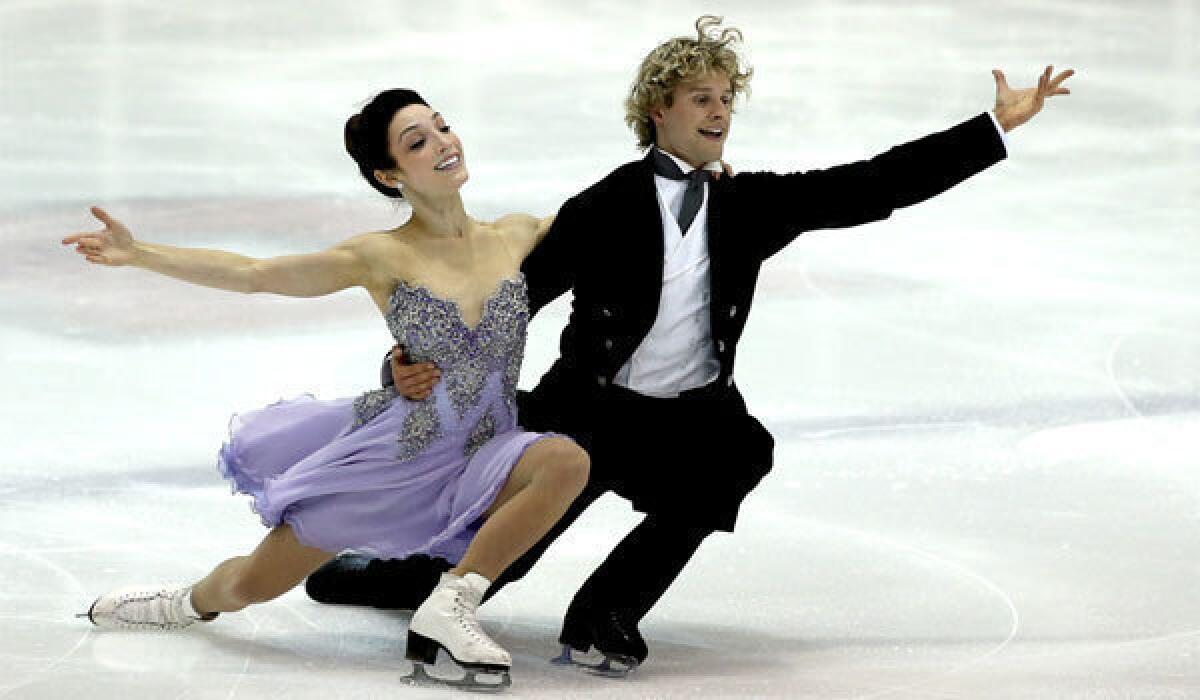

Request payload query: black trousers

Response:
[485,478,711,626]
[486,379,775,628]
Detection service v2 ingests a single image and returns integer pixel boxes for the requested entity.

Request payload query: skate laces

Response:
[452,592,496,649]
[118,588,188,627]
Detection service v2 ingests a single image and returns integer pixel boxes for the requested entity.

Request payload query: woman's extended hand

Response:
[61,206,136,266]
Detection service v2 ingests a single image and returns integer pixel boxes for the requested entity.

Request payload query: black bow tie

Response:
[650,148,710,234]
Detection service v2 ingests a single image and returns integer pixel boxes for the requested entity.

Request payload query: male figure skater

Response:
[307,16,1073,673]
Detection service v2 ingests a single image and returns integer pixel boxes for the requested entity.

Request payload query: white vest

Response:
[614,169,721,397]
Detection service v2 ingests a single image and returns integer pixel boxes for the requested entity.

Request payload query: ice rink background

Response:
[2,1,1199,697]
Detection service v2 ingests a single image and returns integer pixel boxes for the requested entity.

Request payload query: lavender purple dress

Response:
[216,272,562,562]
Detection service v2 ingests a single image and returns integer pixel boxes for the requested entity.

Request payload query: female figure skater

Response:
[60,88,590,689]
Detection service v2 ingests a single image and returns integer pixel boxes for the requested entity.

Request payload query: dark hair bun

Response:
[344,89,429,199]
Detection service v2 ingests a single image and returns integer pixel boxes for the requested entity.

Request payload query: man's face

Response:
[651,71,733,168]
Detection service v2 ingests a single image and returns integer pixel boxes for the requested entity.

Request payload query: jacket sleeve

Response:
[740,112,1008,261]
[380,349,394,388]
[522,196,582,319]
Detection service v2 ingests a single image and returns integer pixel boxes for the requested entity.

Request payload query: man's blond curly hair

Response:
[624,15,753,150]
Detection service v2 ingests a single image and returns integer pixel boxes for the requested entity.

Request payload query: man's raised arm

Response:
[742,66,1073,261]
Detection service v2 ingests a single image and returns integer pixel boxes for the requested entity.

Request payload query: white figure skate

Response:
[404,572,512,691]
[79,584,216,630]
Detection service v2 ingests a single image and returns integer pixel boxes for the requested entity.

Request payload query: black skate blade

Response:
[550,645,638,678]
[405,631,511,675]
[402,662,512,692]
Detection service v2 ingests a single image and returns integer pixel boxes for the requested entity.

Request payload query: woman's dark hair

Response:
[344,89,429,199]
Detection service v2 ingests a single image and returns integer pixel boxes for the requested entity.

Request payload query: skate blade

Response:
[402,661,512,692]
[76,600,98,625]
[550,645,638,678]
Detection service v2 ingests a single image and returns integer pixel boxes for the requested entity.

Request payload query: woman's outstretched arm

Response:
[62,206,368,297]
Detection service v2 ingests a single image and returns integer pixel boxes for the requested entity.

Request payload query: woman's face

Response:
[376,104,468,197]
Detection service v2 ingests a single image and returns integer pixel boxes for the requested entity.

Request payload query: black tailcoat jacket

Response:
[390,113,1007,531]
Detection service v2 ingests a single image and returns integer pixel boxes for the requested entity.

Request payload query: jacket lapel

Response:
[705,173,727,317]
[621,153,666,331]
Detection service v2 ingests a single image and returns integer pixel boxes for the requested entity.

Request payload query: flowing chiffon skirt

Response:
[216,392,561,563]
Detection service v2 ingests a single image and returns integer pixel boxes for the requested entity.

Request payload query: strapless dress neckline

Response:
[388,273,525,334]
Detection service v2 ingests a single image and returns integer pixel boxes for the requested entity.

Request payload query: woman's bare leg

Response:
[452,437,589,581]
[190,525,333,615]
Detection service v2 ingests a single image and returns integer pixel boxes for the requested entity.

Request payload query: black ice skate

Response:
[305,551,450,609]
[552,609,647,678]
[402,572,512,692]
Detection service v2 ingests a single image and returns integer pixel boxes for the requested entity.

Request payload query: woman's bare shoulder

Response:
[489,213,542,252]
[338,227,420,289]
[340,226,413,250]
[340,226,422,263]
[492,213,540,231]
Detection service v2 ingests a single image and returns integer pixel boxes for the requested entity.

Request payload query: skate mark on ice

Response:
[797,257,1099,383]
[774,513,1021,700]
[796,420,982,439]
[1106,329,1200,420]
[224,607,261,700]
[279,598,321,632]
[995,625,1200,667]
[0,543,92,699]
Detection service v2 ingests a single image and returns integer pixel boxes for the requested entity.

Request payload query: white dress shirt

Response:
[614,150,723,398]
[986,111,1011,153]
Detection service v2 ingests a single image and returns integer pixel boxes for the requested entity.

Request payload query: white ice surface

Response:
[2,1,1199,698]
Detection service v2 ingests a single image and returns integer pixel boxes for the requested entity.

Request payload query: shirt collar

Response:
[654,146,722,175]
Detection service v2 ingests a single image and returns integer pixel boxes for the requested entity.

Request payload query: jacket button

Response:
[728,305,737,318]
[726,375,734,387]
[717,339,726,353]
[597,376,608,387]
[604,339,614,350]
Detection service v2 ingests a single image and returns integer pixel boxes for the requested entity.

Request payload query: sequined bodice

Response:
[351,273,530,461]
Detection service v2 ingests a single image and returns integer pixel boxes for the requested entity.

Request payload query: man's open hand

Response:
[992,65,1074,132]
[390,344,441,401]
